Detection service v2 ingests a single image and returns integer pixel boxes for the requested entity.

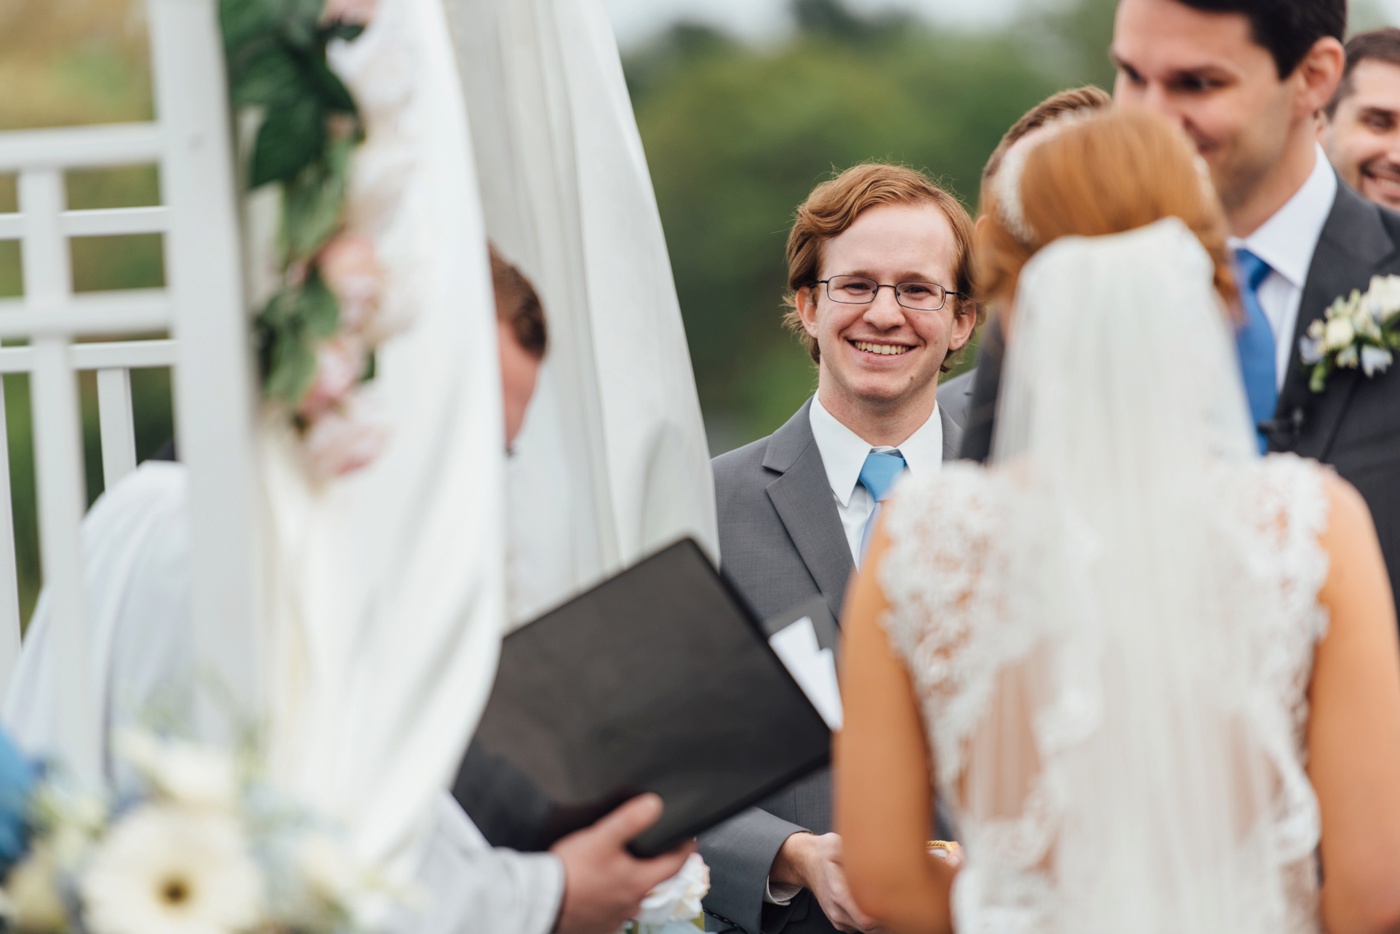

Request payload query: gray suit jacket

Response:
[701,398,962,934]
[936,369,975,430]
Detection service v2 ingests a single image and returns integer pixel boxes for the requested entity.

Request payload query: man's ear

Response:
[796,285,820,337]
[1294,37,1346,118]
[949,305,977,353]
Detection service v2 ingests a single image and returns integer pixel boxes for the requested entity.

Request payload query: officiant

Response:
[2,246,692,934]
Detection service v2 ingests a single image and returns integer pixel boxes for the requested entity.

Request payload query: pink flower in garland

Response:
[318,235,382,336]
[322,0,378,26]
[298,335,367,421]
[303,395,388,481]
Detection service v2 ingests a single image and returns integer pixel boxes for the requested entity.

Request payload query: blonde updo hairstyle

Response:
[975,108,1236,320]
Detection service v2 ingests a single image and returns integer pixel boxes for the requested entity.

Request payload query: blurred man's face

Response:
[1111,0,1310,228]
[796,202,974,432]
[498,323,540,449]
[1324,60,1400,210]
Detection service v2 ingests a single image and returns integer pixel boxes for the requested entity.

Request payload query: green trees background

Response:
[627,0,1380,452]
[0,0,1389,616]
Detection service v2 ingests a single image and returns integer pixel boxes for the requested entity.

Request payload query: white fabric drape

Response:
[5,464,196,774]
[257,0,506,882]
[444,0,719,625]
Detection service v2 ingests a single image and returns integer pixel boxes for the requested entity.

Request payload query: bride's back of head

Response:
[975,107,1235,314]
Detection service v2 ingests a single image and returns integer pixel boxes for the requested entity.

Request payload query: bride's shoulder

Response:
[886,462,999,530]
[1258,454,1376,553]
[890,460,995,507]
[1240,453,1334,526]
[882,463,1004,569]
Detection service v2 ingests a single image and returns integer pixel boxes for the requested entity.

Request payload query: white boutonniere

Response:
[622,852,710,934]
[1299,275,1400,392]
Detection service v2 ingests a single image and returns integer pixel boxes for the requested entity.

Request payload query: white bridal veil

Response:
[444,0,720,625]
[960,217,1319,931]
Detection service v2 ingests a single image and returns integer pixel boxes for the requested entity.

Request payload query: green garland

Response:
[219,0,369,412]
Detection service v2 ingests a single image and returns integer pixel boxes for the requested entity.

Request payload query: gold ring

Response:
[926,840,956,851]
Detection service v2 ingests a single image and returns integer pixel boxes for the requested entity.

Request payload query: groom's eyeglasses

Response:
[815,275,967,312]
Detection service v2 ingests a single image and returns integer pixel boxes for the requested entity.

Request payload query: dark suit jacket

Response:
[1268,181,1400,590]
[701,398,962,934]
[960,178,1400,596]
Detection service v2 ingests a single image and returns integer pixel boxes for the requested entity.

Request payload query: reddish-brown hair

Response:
[980,86,1112,197]
[783,163,977,366]
[976,109,1235,318]
[489,244,547,359]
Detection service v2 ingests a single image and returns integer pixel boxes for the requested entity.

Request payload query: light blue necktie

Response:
[858,450,907,562]
[1234,248,1277,455]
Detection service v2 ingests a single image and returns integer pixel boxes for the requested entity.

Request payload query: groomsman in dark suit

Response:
[966,0,1400,602]
[700,164,976,934]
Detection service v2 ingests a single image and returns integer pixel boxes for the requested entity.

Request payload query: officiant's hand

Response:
[771,832,883,932]
[549,793,696,934]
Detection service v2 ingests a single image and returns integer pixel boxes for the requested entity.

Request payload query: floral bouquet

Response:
[2,730,392,934]
[622,852,710,934]
[1299,275,1400,392]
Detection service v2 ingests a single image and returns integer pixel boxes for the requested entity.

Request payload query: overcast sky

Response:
[602,0,1400,47]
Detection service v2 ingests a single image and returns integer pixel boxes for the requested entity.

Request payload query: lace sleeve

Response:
[876,463,1006,789]
[1248,455,1332,756]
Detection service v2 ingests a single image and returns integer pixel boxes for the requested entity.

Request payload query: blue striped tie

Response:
[1234,248,1276,454]
[858,450,906,562]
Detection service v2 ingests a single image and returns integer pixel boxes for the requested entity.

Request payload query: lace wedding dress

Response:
[874,219,1330,932]
[881,455,1328,933]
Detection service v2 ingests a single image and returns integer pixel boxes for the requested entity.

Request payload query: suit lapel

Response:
[940,404,963,461]
[763,401,855,622]
[1275,181,1397,459]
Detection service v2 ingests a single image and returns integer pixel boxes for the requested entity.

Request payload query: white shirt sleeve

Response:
[764,877,802,905]
[399,794,566,934]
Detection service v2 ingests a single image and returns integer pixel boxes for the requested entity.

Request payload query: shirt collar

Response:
[808,395,943,507]
[1230,144,1337,290]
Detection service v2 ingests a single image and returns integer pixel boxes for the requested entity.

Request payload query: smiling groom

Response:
[700,164,976,934]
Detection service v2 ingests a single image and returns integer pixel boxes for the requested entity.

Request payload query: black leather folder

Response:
[452,538,831,858]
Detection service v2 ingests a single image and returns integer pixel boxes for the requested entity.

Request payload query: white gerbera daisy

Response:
[115,731,239,811]
[80,805,264,934]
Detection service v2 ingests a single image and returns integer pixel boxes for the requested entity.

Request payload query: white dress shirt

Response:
[809,395,944,566]
[1230,144,1338,389]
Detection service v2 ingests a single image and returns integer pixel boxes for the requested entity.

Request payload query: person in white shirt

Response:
[5,246,691,934]
[699,163,975,934]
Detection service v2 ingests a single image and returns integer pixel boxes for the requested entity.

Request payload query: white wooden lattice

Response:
[0,0,261,781]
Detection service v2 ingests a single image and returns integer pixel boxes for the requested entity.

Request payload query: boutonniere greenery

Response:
[1299,275,1400,392]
